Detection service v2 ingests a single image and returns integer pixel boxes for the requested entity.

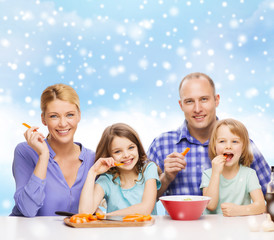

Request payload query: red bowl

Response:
[159,195,211,220]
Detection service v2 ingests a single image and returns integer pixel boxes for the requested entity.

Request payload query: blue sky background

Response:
[0,0,274,215]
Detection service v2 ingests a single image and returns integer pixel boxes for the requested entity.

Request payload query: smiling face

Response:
[41,99,81,145]
[215,125,243,167]
[110,136,139,171]
[179,77,220,140]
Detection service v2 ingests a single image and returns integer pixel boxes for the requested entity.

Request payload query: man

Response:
[147,72,271,197]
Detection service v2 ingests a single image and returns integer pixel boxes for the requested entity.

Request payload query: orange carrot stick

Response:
[22,123,37,132]
[95,212,105,219]
[122,214,152,222]
[181,147,190,156]
[114,162,124,166]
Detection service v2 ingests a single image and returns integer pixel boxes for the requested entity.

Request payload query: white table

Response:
[1,214,273,240]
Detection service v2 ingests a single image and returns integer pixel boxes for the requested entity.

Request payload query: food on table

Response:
[183,197,192,201]
[261,214,274,232]
[159,195,211,220]
[69,213,152,223]
[69,213,105,223]
[122,214,152,222]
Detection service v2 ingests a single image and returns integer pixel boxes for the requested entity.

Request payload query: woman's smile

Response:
[56,129,71,135]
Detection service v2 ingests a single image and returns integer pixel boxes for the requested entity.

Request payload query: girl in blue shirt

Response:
[79,123,161,216]
[200,118,266,216]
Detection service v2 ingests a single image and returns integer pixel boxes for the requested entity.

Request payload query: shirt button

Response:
[198,146,204,152]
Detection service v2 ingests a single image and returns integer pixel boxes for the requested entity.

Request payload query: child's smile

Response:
[111,136,139,170]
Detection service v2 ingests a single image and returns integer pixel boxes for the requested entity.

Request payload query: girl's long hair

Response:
[95,123,149,182]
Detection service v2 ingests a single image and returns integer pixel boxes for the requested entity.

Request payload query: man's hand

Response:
[163,152,187,183]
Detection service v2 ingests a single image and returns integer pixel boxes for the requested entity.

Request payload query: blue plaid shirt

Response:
[147,120,271,195]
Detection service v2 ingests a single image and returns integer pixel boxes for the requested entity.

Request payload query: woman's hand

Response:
[24,127,49,157]
[211,155,226,175]
[91,157,115,176]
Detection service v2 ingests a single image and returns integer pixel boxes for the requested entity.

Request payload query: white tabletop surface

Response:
[1,214,274,240]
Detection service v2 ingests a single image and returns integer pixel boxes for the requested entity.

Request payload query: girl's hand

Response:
[221,202,239,217]
[211,155,226,175]
[91,157,115,176]
[24,127,49,157]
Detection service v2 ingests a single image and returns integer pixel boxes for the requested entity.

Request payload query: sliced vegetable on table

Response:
[69,213,102,223]
[122,214,152,222]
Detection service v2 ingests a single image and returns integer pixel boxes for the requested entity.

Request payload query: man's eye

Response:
[185,100,193,104]
[201,97,208,102]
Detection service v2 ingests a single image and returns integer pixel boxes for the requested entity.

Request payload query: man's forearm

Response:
[157,173,172,199]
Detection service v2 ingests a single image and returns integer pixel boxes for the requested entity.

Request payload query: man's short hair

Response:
[179,72,216,97]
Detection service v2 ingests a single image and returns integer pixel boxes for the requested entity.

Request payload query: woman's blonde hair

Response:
[40,84,80,115]
[95,123,148,182]
[208,118,253,166]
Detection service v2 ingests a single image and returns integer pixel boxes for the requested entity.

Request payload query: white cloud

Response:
[176,47,186,56]
[192,39,201,48]
[269,87,274,99]
[229,19,239,29]
[3,104,273,166]
[245,88,259,98]
[77,108,183,152]
[0,104,183,165]
[169,7,179,16]
[243,0,274,31]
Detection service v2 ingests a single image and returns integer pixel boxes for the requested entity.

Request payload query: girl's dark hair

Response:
[95,123,149,182]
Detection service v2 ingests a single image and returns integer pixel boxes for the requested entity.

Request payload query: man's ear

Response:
[215,94,220,107]
[41,113,47,126]
[178,99,184,111]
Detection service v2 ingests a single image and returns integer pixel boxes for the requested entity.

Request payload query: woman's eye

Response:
[50,115,58,118]
[114,150,120,154]
[129,146,135,150]
[67,113,74,117]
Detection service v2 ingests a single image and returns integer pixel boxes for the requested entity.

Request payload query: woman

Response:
[11,84,95,217]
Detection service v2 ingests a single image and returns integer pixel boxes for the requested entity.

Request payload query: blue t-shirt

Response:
[200,165,262,214]
[96,162,161,215]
